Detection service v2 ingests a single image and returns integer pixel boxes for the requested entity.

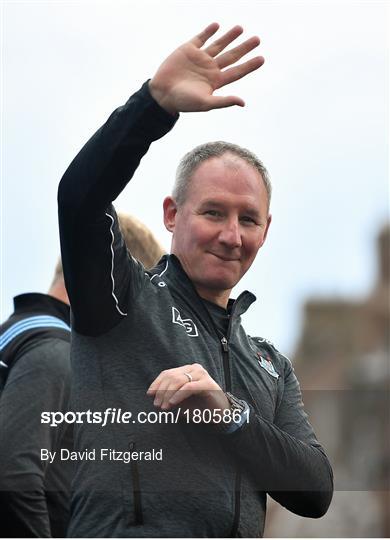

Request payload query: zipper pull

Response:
[221,336,229,352]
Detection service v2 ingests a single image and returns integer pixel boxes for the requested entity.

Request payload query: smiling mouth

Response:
[209,252,240,262]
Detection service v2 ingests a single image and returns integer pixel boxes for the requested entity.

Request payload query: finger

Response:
[147,365,191,395]
[147,375,164,396]
[218,56,265,88]
[150,367,194,405]
[159,383,185,409]
[158,373,192,409]
[153,379,172,408]
[202,95,245,111]
[204,25,243,57]
[190,22,220,47]
[216,36,261,69]
[169,381,203,406]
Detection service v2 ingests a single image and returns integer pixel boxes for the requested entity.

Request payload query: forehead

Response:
[186,155,268,206]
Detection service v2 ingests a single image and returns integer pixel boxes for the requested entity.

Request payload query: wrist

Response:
[214,393,249,434]
[148,80,178,116]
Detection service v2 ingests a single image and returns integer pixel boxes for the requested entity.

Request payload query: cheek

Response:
[243,233,264,259]
[189,222,217,248]
[176,223,208,254]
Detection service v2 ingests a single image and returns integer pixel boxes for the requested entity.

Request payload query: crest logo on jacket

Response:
[257,353,279,379]
[172,307,199,337]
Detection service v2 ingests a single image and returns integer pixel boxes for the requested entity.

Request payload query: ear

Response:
[163,196,177,233]
[259,214,272,247]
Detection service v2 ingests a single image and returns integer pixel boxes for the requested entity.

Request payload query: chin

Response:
[199,271,239,292]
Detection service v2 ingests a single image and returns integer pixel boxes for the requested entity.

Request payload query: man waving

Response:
[58,23,333,537]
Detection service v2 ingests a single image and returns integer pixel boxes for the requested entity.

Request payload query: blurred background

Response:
[264,223,389,537]
[1,0,389,536]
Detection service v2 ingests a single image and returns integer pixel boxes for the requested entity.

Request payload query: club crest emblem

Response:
[257,353,279,379]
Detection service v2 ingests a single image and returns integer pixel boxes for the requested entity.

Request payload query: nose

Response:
[218,218,242,249]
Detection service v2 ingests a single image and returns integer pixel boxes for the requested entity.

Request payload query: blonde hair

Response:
[52,212,165,287]
[117,212,165,269]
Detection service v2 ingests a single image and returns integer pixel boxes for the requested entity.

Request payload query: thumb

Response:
[203,95,245,110]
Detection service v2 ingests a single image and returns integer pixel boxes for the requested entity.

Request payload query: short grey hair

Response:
[173,141,271,209]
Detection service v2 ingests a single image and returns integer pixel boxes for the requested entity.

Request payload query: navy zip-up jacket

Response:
[0,294,72,537]
[58,81,333,537]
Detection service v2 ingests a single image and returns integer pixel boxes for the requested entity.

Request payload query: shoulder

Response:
[14,338,71,379]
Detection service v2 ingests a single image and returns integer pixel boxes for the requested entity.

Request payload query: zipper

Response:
[220,335,241,537]
[230,471,242,537]
[220,336,231,391]
[198,296,244,537]
[128,441,143,525]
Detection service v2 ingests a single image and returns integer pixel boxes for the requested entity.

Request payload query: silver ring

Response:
[184,372,193,383]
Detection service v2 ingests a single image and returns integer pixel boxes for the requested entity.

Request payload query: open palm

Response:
[149,23,264,113]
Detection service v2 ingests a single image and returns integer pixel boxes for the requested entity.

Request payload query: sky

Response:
[1,0,388,356]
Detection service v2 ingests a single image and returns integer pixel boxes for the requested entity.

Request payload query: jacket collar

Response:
[13,293,71,325]
[150,254,256,336]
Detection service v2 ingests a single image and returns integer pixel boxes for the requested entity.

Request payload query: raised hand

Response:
[149,23,264,114]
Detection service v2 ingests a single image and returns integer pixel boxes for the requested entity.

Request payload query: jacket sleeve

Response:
[57,81,178,336]
[226,355,334,518]
[0,340,71,537]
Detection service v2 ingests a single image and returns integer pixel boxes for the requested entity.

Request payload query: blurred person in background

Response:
[0,215,164,537]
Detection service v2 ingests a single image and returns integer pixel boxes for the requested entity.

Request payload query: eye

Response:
[204,210,222,218]
[240,216,257,225]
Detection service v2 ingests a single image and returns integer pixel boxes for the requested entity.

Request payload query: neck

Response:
[195,285,230,309]
[48,281,69,306]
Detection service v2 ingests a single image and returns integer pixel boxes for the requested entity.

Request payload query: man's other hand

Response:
[149,23,264,114]
[146,363,230,413]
